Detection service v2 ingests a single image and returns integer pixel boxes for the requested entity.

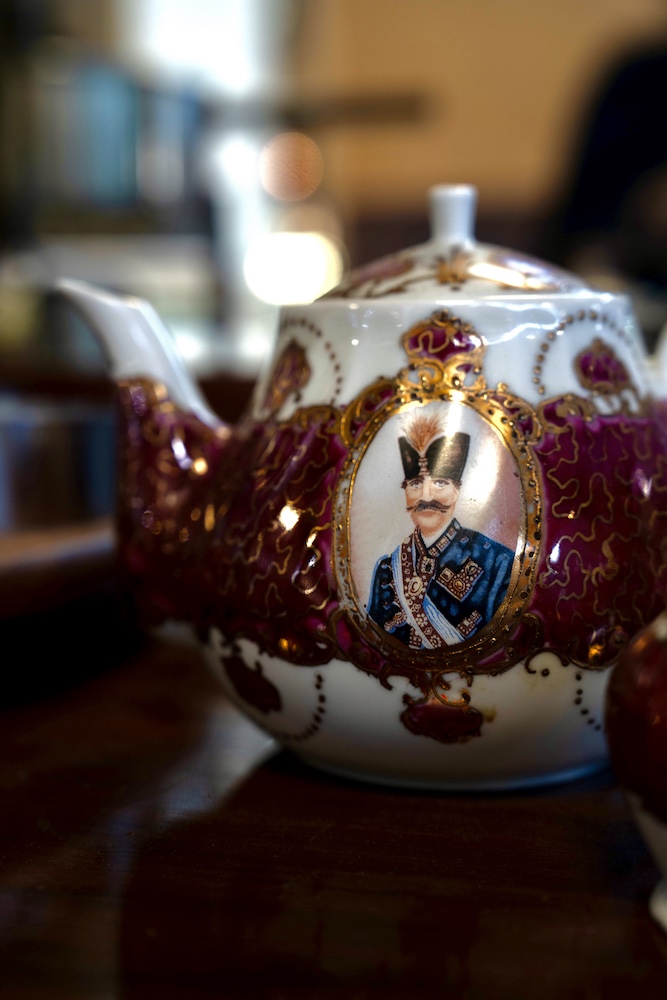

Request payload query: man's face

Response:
[404,474,459,537]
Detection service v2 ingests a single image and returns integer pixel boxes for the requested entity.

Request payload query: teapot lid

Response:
[324,184,589,301]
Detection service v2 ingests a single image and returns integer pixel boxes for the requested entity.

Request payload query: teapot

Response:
[57,184,667,791]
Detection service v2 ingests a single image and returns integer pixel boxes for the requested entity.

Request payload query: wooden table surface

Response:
[2,609,667,999]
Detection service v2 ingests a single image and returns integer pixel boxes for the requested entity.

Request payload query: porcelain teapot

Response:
[57,184,667,791]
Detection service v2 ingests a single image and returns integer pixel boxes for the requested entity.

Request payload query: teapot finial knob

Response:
[429,183,477,250]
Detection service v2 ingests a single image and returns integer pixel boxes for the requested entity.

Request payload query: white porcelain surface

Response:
[252,293,648,421]
[205,630,610,790]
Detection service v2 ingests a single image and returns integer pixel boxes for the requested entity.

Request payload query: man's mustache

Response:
[406,500,451,513]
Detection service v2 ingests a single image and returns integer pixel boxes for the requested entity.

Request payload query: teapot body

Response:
[114,286,667,789]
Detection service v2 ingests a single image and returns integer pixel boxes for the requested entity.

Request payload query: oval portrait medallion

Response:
[334,393,541,674]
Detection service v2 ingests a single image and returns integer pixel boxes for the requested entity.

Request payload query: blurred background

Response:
[3,0,667,532]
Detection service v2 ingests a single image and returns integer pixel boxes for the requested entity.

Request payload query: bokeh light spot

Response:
[243,231,344,305]
[259,131,324,202]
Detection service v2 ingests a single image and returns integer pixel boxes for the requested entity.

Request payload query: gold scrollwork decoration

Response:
[401,309,487,391]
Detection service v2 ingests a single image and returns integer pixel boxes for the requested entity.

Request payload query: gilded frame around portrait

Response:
[332,348,543,676]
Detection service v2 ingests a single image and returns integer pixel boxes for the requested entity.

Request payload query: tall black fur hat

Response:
[399,411,469,481]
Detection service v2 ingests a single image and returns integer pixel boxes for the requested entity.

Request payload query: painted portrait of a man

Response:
[366,409,514,649]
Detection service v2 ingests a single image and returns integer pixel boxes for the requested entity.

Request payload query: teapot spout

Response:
[56,278,221,429]
[56,278,236,630]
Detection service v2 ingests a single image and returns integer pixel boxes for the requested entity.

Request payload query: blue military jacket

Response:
[367,518,514,648]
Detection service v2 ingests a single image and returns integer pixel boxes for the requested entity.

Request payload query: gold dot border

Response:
[532,308,622,396]
[279,317,344,406]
